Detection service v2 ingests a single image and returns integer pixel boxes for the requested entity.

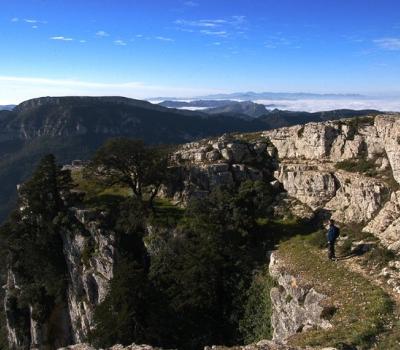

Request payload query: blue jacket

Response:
[327,225,339,243]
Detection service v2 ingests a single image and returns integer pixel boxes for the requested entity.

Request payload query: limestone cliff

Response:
[4,208,116,348]
[4,113,400,349]
[263,115,400,233]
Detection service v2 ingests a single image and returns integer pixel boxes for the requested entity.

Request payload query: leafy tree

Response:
[147,182,275,349]
[89,139,169,207]
[0,154,73,325]
[239,268,275,343]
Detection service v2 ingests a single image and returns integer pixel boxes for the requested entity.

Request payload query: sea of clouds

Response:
[255,97,400,113]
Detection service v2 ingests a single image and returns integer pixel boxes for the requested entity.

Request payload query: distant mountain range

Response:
[0,95,380,221]
[151,91,365,102]
[0,105,16,111]
[159,100,275,118]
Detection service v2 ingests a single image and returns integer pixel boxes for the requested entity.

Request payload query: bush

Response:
[240,268,276,343]
[335,158,377,177]
[362,246,396,269]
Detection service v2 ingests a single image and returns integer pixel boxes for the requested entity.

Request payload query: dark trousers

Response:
[328,241,336,259]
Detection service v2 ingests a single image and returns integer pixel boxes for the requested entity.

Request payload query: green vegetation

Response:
[0,155,74,345]
[239,268,276,343]
[88,180,280,349]
[149,198,185,227]
[335,158,378,177]
[2,135,398,350]
[278,235,394,349]
[88,139,169,208]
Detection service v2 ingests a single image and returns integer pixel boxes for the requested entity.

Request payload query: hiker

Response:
[327,219,340,260]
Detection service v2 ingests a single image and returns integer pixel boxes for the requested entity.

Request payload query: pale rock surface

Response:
[274,163,336,210]
[4,208,116,348]
[63,208,116,342]
[363,191,400,251]
[166,136,274,202]
[325,172,389,223]
[269,253,332,343]
[375,115,400,183]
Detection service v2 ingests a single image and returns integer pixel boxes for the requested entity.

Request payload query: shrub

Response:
[239,268,276,344]
[335,158,377,176]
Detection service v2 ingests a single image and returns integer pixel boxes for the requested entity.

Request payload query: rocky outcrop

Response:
[4,208,116,348]
[325,171,389,223]
[63,209,116,342]
[274,163,336,210]
[363,191,400,252]
[263,116,400,228]
[58,344,163,350]
[263,118,386,163]
[59,341,338,350]
[164,135,276,202]
[5,114,400,349]
[269,253,332,343]
[375,116,400,183]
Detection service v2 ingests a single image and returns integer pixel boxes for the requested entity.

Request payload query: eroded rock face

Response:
[375,116,400,184]
[164,135,276,202]
[263,116,400,226]
[60,342,337,350]
[363,191,400,252]
[4,208,116,348]
[63,209,116,342]
[58,344,163,350]
[269,253,332,343]
[263,118,385,163]
[274,163,336,210]
[325,172,389,224]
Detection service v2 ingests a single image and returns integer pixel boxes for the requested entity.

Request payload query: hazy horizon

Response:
[1,0,399,108]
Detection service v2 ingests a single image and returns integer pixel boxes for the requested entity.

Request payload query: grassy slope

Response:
[276,234,398,349]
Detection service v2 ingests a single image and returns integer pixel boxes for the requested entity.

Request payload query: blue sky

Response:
[1,0,400,104]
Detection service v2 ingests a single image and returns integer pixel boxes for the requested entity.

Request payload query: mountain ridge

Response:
[0,96,381,222]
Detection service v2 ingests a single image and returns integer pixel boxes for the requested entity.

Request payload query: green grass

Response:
[277,235,394,349]
[71,168,131,208]
[234,131,264,143]
[335,158,378,177]
[149,198,185,227]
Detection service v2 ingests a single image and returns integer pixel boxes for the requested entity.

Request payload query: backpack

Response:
[334,226,340,239]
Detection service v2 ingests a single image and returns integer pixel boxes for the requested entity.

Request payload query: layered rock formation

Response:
[163,134,277,202]
[263,116,399,229]
[4,114,400,349]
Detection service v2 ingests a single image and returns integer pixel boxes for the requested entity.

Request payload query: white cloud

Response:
[213,42,221,46]
[32,25,38,29]
[183,1,198,6]
[96,30,109,37]
[374,38,400,51]
[114,39,127,46]
[80,40,87,43]
[200,30,227,37]
[50,36,74,41]
[174,19,227,28]
[11,17,19,22]
[136,34,144,38]
[24,19,47,24]
[0,76,222,104]
[155,36,174,42]
[175,16,246,39]
[255,98,400,113]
